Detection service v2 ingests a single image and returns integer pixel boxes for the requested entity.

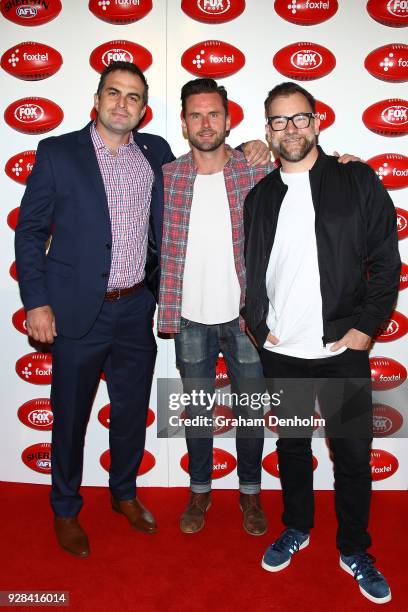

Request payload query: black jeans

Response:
[261,348,373,556]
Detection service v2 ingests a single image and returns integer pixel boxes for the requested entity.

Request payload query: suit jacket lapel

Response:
[77,123,110,220]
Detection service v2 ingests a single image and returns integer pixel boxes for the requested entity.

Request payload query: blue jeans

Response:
[174,317,265,494]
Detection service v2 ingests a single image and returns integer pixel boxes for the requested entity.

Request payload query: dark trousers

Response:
[261,348,373,556]
[50,287,157,517]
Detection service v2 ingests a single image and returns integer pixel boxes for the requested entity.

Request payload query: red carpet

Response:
[0,483,405,611]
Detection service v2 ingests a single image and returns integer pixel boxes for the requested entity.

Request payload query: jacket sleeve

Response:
[354,165,401,337]
[15,140,55,312]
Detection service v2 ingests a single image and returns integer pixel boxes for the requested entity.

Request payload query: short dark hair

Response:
[96,61,148,106]
[264,81,316,114]
[181,78,228,117]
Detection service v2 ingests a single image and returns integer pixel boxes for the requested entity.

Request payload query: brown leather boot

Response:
[180,492,211,534]
[111,497,157,533]
[239,493,268,536]
[54,517,90,557]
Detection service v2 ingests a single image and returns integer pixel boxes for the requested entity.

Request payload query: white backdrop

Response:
[1,0,407,491]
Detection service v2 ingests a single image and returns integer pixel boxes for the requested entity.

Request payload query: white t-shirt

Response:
[264,170,346,359]
[181,171,241,324]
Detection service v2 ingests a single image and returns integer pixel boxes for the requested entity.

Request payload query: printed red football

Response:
[1,41,63,80]
[5,150,36,185]
[396,207,408,239]
[263,450,318,477]
[16,352,53,385]
[180,448,237,478]
[181,40,245,78]
[12,308,27,335]
[18,398,53,431]
[181,0,245,23]
[228,100,244,129]
[365,44,408,82]
[89,40,152,74]
[100,449,156,475]
[274,0,338,25]
[373,403,403,437]
[362,99,408,136]
[91,104,153,128]
[7,207,20,231]
[9,261,18,281]
[315,99,335,131]
[98,404,155,428]
[4,97,63,135]
[1,0,61,25]
[370,356,407,390]
[273,42,336,81]
[400,261,408,290]
[215,355,230,388]
[21,443,52,474]
[367,153,408,189]
[89,0,152,23]
[370,448,399,480]
[375,309,408,342]
[367,0,408,27]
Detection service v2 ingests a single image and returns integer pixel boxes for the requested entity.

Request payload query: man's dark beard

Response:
[189,131,226,152]
[275,135,316,162]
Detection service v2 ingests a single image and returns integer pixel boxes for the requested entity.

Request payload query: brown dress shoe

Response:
[111,497,157,533]
[239,493,268,536]
[180,492,211,534]
[54,517,90,557]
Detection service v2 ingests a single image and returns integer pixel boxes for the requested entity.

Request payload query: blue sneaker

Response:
[340,553,392,604]
[261,528,310,572]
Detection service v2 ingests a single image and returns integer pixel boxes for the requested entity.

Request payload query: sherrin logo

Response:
[18,398,53,431]
[21,443,52,474]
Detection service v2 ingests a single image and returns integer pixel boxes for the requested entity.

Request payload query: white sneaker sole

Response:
[339,558,392,604]
[261,536,310,572]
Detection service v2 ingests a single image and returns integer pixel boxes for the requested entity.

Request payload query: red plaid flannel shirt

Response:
[158,147,274,333]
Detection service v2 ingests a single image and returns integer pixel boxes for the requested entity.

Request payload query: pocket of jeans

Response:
[180,317,191,330]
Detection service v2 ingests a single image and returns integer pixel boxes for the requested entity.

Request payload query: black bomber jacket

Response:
[241,146,401,348]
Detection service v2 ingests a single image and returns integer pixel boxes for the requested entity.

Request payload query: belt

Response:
[105,280,144,301]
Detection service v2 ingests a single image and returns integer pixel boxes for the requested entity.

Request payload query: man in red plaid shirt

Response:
[158,78,274,535]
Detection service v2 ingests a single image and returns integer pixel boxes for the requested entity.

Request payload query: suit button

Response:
[106,244,111,250]
[101,273,109,278]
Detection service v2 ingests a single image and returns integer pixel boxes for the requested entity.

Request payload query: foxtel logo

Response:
[291,50,322,69]
[209,53,235,64]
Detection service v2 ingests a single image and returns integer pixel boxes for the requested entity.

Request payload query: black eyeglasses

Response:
[266,113,315,131]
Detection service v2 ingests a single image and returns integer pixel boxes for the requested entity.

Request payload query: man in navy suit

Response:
[15,61,269,557]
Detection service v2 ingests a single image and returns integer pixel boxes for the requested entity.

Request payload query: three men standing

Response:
[243,82,400,604]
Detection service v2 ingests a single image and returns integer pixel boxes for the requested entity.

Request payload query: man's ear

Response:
[313,113,320,137]
[181,114,188,139]
[94,93,99,112]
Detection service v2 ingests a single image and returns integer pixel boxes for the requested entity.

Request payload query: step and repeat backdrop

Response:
[1,0,407,491]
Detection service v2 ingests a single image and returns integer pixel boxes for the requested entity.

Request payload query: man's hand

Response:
[330,328,371,352]
[26,305,57,344]
[267,331,279,345]
[242,140,271,166]
[333,151,364,164]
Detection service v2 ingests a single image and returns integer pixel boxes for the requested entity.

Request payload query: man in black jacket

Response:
[242,82,400,604]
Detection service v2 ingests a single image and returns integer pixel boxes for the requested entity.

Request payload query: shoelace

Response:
[271,530,302,553]
[349,554,382,583]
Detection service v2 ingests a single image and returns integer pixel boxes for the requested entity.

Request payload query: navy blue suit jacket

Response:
[15,122,175,339]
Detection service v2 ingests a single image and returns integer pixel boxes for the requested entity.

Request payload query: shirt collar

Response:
[90,121,135,153]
